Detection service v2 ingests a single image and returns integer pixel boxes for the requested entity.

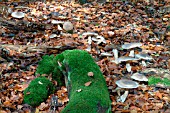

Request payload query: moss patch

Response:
[23,76,55,107]
[36,54,64,86]
[148,76,170,86]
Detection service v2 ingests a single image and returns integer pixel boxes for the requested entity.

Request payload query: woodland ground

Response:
[0,0,170,113]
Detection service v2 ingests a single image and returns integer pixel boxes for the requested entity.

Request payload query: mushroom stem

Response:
[120,90,129,103]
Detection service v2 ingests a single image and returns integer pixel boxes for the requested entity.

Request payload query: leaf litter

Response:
[0,0,170,112]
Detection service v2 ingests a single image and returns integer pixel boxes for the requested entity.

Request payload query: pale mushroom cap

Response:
[116,79,139,88]
[131,73,148,81]
[11,12,25,18]
[51,20,64,24]
[122,42,142,49]
[63,21,73,31]
[135,53,152,60]
[117,56,139,63]
[82,32,98,36]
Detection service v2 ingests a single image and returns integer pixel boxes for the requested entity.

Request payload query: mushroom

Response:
[116,79,139,89]
[131,72,148,82]
[49,34,57,39]
[11,12,25,19]
[129,50,135,57]
[135,53,152,60]
[100,52,113,56]
[126,63,131,73]
[117,56,139,63]
[63,21,73,31]
[51,20,64,24]
[114,79,139,102]
[121,42,142,49]
[92,35,106,44]
[112,49,119,64]
[82,32,98,36]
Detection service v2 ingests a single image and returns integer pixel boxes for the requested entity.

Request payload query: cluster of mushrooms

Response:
[111,42,153,102]
[11,11,74,39]
[76,33,152,103]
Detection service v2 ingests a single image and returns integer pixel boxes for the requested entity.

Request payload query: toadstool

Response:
[11,12,25,19]
[121,42,142,49]
[114,79,139,102]
[131,72,148,82]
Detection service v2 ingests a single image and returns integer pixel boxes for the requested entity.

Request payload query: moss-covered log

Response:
[25,50,111,112]
[59,50,111,113]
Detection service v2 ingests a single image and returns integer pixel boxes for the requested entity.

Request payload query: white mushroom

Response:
[126,63,131,72]
[11,12,25,19]
[49,34,57,38]
[115,79,139,102]
[112,49,119,64]
[135,53,152,60]
[116,79,139,89]
[129,50,135,57]
[120,90,129,103]
[51,20,64,24]
[82,32,98,36]
[92,35,106,44]
[121,42,142,49]
[131,72,148,82]
[86,36,92,52]
[100,52,113,56]
[117,56,139,63]
[63,21,73,31]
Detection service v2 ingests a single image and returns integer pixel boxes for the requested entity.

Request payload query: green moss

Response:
[61,50,111,113]
[148,76,162,85]
[36,54,65,86]
[162,78,170,86]
[34,50,111,112]
[23,76,55,107]
[36,55,55,75]
[148,76,170,86]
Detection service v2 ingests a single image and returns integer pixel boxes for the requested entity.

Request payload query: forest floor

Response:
[0,0,170,113]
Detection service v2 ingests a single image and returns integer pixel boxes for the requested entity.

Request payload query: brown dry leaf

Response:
[35,108,39,113]
[155,102,164,109]
[168,59,170,70]
[154,91,163,99]
[88,72,94,77]
[144,93,149,100]
[3,100,12,107]
[17,105,23,109]
[84,81,92,86]
[14,84,28,91]
[72,34,78,38]
[0,110,7,113]
[38,102,49,110]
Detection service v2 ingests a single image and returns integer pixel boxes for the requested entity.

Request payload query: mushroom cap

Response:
[122,42,142,49]
[117,56,139,63]
[116,79,139,88]
[11,12,25,18]
[131,72,148,81]
[49,34,57,38]
[135,53,152,60]
[92,35,106,44]
[51,20,64,24]
[82,32,98,36]
[63,21,73,31]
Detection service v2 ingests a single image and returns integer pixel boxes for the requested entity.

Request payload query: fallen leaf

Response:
[38,102,49,110]
[88,72,94,77]
[154,91,163,99]
[84,81,92,86]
